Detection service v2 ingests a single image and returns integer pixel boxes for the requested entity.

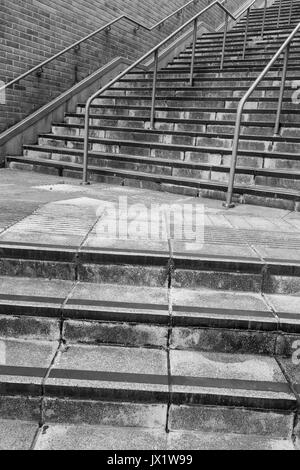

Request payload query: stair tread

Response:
[51,123,300,144]
[1,337,296,408]
[31,423,295,450]
[21,142,300,161]
[8,155,300,198]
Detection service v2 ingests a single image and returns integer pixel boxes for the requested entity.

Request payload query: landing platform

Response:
[1,168,300,263]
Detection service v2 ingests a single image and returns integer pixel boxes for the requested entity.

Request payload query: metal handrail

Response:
[224,19,300,208]
[0,0,206,94]
[82,0,263,184]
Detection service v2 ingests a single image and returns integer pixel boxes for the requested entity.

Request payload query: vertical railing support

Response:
[223,104,244,209]
[242,8,250,60]
[277,0,283,28]
[82,101,92,185]
[189,17,198,86]
[220,12,229,70]
[261,0,267,38]
[274,45,289,135]
[289,0,294,26]
[150,49,159,129]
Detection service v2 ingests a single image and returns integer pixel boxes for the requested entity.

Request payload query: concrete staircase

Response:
[0,220,300,449]
[1,0,300,450]
[7,0,300,211]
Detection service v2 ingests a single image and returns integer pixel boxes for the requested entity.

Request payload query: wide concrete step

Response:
[163,62,300,73]
[7,155,300,210]
[73,104,300,124]
[77,97,299,113]
[32,423,296,450]
[117,73,300,87]
[52,121,300,143]
[172,53,300,66]
[21,142,300,192]
[1,275,300,351]
[0,336,298,415]
[104,86,296,100]
[1,333,298,450]
[65,112,300,133]
[35,131,300,159]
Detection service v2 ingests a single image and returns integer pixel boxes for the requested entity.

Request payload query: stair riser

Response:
[104,89,296,100]
[115,78,298,89]
[64,117,280,136]
[38,135,300,157]
[41,399,296,435]
[8,161,300,211]
[22,149,300,189]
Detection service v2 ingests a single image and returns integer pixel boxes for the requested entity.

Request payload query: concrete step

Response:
[6,155,300,210]
[73,104,300,124]
[21,141,300,192]
[32,423,296,450]
[1,274,300,353]
[35,131,300,160]
[51,122,300,148]
[0,271,300,352]
[0,337,297,417]
[64,112,300,133]
[103,87,296,100]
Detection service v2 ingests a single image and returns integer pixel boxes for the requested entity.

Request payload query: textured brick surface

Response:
[0,0,243,132]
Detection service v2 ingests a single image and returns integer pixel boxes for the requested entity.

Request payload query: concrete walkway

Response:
[1,169,300,263]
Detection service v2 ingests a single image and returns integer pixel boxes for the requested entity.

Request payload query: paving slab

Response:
[0,198,100,248]
[83,234,169,253]
[167,431,295,450]
[266,294,300,332]
[45,344,169,402]
[277,358,300,401]
[172,288,276,331]
[254,246,300,264]
[0,338,58,394]
[34,424,167,450]
[0,277,74,339]
[43,398,167,428]
[170,350,296,409]
[169,404,294,437]
[64,282,169,324]
[172,242,259,260]
[0,419,38,450]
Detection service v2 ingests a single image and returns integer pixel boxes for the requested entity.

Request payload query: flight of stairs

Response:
[6,0,300,211]
[0,233,300,449]
[1,0,300,450]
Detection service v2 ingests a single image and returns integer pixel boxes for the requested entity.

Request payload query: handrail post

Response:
[277,0,282,28]
[261,0,267,38]
[189,17,198,86]
[242,8,250,60]
[289,0,294,26]
[274,45,290,135]
[220,11,229,70]
[224,105,244,208]
[150,49,159,129]
[82,101,92,185]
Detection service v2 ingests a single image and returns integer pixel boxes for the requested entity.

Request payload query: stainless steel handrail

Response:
[190,0,258,84]
[224,19,300,208]
[82,0,262,184]
[0,0,205,95]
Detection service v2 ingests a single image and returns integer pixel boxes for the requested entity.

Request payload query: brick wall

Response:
[0,0,245,132]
